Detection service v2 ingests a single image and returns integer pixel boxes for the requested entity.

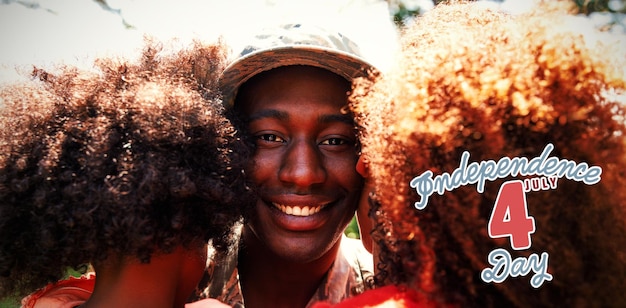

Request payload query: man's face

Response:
[236,65,363,262]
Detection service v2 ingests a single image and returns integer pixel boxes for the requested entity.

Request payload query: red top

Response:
[21,273,95,308]
[20,272,231,308]
[311,285,436,308]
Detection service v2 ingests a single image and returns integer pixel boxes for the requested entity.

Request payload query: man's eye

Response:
[257,134,285,143]
[320,138,349,146]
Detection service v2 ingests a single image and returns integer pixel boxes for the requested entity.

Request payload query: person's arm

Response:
[185,298,231,308]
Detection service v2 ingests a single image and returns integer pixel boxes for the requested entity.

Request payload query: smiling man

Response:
[238,65,362,262]
[191,24,378,308]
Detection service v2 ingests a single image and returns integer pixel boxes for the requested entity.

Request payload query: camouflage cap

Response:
[219,23,377,107]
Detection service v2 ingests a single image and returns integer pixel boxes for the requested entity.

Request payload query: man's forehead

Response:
[245,107,354,125]
[234,65,350,106]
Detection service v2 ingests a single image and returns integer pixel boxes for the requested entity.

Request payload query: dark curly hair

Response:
[0,39,253,298]
[351,1,626,307]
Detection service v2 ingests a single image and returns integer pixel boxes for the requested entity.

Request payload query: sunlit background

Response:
[0,0,402,83]
[1,0,624,84]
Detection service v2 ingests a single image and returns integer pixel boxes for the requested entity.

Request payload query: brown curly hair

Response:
[351,1,626,307]
[0,39,253,298]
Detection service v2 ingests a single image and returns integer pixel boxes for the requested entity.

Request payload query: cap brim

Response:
[218,45,377,107]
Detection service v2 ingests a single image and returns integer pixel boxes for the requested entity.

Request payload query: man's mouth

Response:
[272,202,329,217]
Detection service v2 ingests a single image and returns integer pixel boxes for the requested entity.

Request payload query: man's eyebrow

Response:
[247,109,354,125]
[319,113,355,126]
[247,109,289,122]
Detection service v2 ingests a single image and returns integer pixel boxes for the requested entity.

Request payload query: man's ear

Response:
[356,156,367,178]
[356,184,374,254]
[356,155,373,253]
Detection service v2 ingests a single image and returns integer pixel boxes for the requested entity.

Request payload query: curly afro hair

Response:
[351,1,626,307]
[0,39,253,298]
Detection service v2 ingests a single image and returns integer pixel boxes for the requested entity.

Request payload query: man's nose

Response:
[278,140,326,187]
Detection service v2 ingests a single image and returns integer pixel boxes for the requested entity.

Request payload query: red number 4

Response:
[488,180,536,250]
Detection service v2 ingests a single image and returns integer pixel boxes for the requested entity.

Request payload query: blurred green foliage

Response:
[345,215,361,239]
[0,297,19,308]
[389,0,626,27]
[575,0,626,14]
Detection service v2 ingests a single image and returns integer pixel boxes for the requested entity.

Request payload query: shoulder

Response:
[191,224,243,302]
[21,273,95,308]
[337,236,375,292]
[339,236,373,274]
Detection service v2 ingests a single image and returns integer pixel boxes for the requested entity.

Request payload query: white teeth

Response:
[272,203,325,217]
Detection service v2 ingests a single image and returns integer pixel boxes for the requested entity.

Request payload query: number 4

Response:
[488,180,536,250]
